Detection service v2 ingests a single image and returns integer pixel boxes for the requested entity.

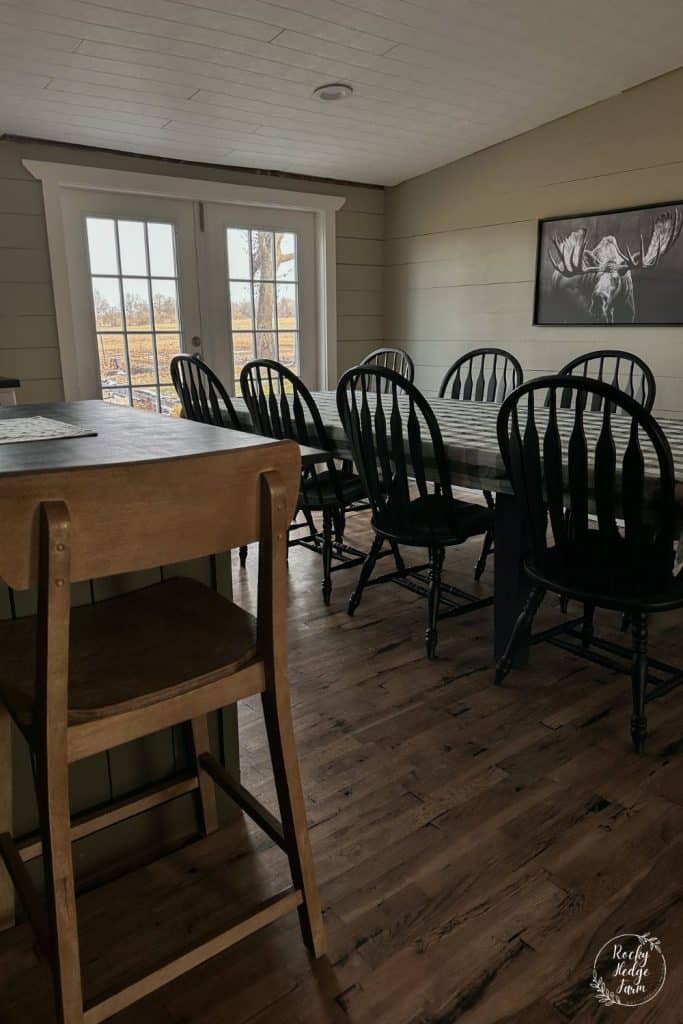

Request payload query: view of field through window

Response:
[227,228,300,388]
[86,217,183,414]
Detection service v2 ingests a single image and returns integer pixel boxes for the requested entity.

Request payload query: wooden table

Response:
[0,400,294,876]
[233,392,683,662]
[0,399,294,473]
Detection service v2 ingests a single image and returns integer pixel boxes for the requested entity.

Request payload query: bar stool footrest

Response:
[199,753,286,850]
[0,833,50,955]
[83,887,302,1024]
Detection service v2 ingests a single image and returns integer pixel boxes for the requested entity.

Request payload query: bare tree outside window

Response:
[228,228,300,387]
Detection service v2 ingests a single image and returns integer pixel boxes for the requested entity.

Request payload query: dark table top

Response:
[0,377,19,389]
[0,400,299,476]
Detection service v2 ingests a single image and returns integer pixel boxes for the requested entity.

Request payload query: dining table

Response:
[232,391,683,663]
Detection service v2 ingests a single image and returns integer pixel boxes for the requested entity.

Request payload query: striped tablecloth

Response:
[233,391,683,499]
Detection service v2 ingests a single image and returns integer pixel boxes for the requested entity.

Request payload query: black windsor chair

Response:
[495,375,682,752]
[337,365,493,658]
[240,359,366,605]
[438,348,523,582]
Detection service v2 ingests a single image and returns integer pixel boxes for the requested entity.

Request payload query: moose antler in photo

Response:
[548,227,596,276]
[547,208,683,322]
[613,208,683,269]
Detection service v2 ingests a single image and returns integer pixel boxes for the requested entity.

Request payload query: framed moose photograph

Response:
[533,200,683,325]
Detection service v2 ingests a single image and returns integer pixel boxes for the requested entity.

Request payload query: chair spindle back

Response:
[171,354,242,430]
[498,375,675,583]
[337,366,454,518]
[439,348,523,403]
[240,359,340,509]
[359,348,415,393]
[556,350,655,412]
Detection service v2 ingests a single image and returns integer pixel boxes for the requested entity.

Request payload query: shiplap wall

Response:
[385,68,683,416]
[0,136,383,398]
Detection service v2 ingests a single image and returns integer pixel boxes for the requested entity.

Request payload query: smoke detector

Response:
[313,83,354,102]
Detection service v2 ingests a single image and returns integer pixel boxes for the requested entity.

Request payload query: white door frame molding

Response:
[24,160,346,397]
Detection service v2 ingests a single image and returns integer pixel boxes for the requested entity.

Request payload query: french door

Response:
[203,203,317,391]
[62,190,202,413]
[62,190,318,412]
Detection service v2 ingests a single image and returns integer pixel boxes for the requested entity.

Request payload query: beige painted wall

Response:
[385,68,683,415]
[0,136,383,401]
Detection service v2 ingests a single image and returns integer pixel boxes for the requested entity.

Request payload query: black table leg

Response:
[494,492,531,665]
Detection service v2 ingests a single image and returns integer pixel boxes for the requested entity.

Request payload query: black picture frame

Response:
[533,199,683,326]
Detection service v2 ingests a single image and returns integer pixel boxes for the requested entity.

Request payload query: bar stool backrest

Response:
[0,440,300,589]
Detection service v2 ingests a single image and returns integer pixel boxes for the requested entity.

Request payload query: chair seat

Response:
[0,577,258,728]
[528,534,683,611]
[374,494,493,546]
[299,468,364,510]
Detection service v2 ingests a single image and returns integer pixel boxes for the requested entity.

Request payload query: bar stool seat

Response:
[0,578,258,729]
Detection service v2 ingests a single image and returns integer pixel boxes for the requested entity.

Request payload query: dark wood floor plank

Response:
[0,512,680,1022]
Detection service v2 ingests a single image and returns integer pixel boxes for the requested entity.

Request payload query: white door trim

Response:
[24,160,346,396]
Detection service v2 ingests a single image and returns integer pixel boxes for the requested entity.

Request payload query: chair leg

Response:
[474,528,494,582]
[349,534,384,616]
[36,749,84,1024]
[582,602,595,650]
[426,546,445,659]
[261,691,326,958]
[631,613,648,754]
[302,507,316,539]
[495,585,545,684]
[239,545,248,568]
[321,509,333,606]
[560,510,570,613]
[332,508,345,545]
[191,716,219,836]
[390,540,405,573]
[0,704,14,931]
[474,490,495,581]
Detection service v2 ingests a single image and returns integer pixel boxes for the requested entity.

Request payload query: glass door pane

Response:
[61,189,201,407]
[86,217,183,414]
[204,203,317,392]
[227,227,301,389]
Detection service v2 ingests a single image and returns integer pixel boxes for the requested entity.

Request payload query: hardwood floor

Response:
[0,509,681,1023]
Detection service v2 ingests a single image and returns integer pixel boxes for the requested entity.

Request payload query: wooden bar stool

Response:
[0,441,325,1023]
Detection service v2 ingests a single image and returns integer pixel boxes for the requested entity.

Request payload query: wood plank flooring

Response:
[0,509,681,1023]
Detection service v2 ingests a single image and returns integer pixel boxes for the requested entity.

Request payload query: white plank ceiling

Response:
[1,0,682,185]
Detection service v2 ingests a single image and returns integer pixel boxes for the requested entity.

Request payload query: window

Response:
[226,228,300,389]
[85,217,182,414]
